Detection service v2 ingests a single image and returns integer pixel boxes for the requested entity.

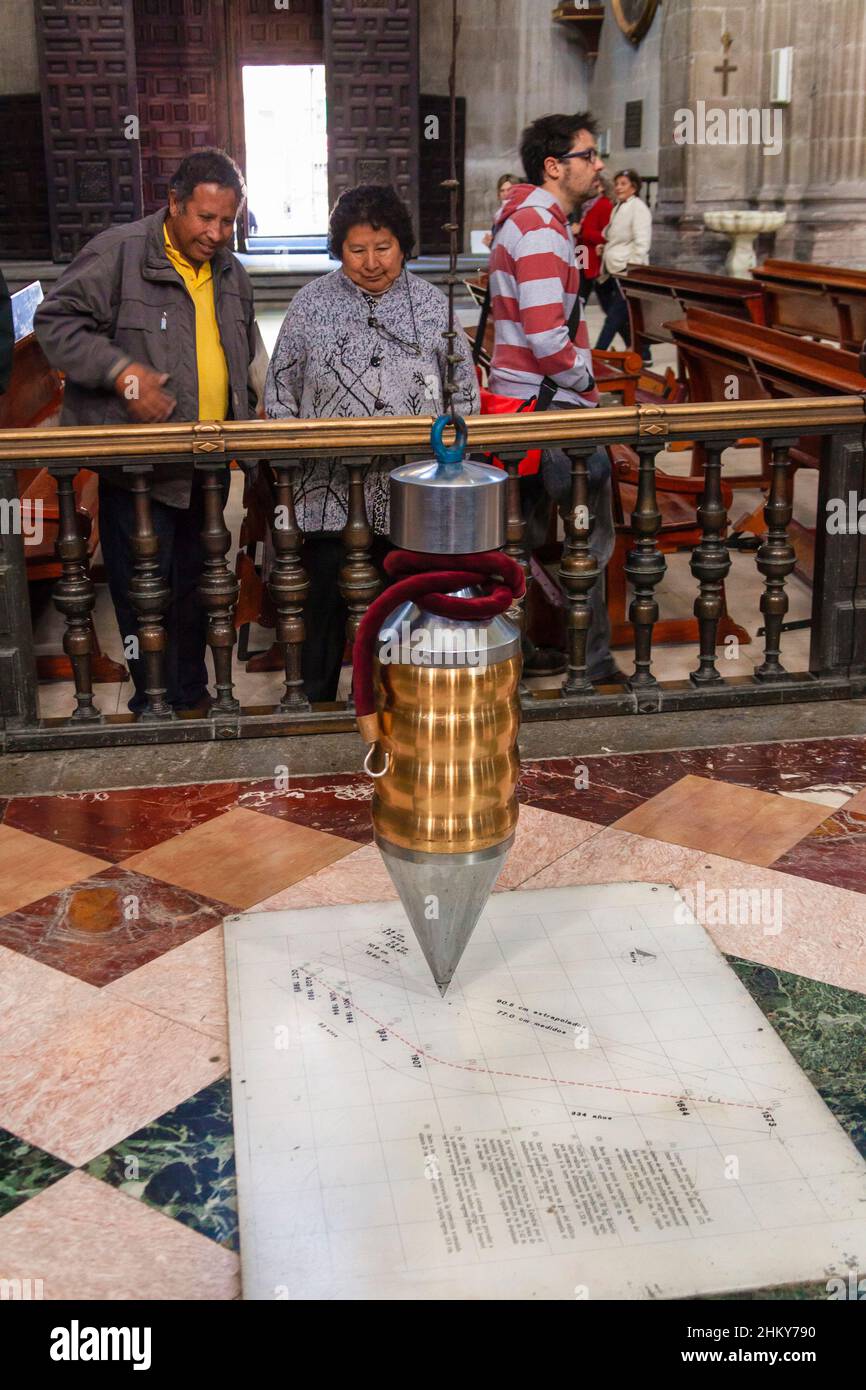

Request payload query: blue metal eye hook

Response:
[431,413,468,473]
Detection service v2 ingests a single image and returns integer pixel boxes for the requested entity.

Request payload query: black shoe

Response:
[523,646,568,677]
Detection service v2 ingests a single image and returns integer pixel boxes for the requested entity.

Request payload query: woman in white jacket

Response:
[595,169,653,356]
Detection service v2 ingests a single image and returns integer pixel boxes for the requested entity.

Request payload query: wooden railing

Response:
[0,397,864,752]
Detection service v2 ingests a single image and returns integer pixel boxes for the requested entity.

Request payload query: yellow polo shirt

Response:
[163,223,229,421]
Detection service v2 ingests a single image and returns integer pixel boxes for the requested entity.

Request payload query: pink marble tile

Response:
[493,805,602,888]
[251,843,395,911]
[0,945,97,1051]
[250,806,603,911]
[668,852,866,995]
[0,951,228,1166]
[520,826,705,891]
[0,1170,238,1300]
[103,927,227,1043]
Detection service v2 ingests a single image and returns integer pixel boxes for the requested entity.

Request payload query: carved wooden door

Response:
[35,0,143,261]
[133,0,230,216]
[323,0,420,235]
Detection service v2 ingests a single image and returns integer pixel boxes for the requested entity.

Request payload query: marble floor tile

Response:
[0,944,96,1050]
[612,775,830,866]
[671,853,866,996]
[517,739,866,828]
[104,926,227,1041]
[728,959,866,1161]
[0,1129,71,1218]
[122,807,358,909]
[0,1170,239,1300]
[0,950,228,1166]
[84,1077,237,1250]
[3,782,243,861]
[237,773,375,843]
[771,802,866,895]
[520,826,705,892]
[252,842,394,912]
[490,805,602,888]
[0,866,230,986]
[0,825,110,917]
[250,805,603,912]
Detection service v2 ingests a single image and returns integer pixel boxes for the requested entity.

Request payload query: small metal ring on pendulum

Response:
[363,744,391,779]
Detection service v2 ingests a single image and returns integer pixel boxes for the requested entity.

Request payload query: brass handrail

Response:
[0,396,862,465]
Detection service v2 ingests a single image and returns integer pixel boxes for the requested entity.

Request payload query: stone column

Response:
[654,0,866,271]
[763,0,866,266]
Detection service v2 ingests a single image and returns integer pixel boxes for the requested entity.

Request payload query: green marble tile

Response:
[728,957,866,1160]
[0,1129,71,1218]
[84,1077,237,1250]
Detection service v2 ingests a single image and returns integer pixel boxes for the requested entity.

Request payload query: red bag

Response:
[478,384,542,477]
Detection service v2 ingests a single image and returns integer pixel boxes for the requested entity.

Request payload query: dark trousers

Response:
[595,275,631,351]
[98,475,224,714]
[301,533,391,704]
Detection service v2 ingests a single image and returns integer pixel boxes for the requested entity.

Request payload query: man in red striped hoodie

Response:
[489,112,621,684]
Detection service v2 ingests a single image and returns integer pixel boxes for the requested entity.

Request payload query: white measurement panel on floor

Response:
[225,883,866,1300]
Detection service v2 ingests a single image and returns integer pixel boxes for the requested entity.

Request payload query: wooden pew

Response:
[666,308,866,582]
[666,308,866,407]
[752,260,866,353]
[620,264,766,365]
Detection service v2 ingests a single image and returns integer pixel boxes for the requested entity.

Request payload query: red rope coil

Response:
[353,549,525,731]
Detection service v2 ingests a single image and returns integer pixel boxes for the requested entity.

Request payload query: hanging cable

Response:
[441,0,462,427]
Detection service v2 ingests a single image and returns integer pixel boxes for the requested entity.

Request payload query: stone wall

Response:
[587,3,662,188]
[420,0,589,241]
[653,0,866,271]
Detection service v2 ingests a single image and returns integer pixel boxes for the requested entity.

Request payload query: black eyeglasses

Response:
[558,148,602,164]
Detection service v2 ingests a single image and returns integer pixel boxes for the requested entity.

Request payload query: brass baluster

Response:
[690,443,731,686]
[196,461,239,713]
[126,468,171,718]
[340,458,381,704]
[558,449,598,696]
[625,444,666,689]
[754,443,796,682]
[51,468,99,721]
[268,460,310,710]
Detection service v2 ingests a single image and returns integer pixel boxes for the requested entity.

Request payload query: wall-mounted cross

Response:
[714,55,738,97]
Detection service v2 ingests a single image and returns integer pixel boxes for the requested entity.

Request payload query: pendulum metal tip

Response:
[376,836,514,994]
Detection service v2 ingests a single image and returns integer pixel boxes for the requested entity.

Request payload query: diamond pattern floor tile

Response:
[0,949,228,1167]
[0,825,109,918]
[2,783,243,862]
[84,1078,237,1250]
[0,866,231,986]
[612,775,831,866]
[0,1129,71,1219]
[0,1170,238,1300]
[103,927,227,1041]
[122,807,358,909]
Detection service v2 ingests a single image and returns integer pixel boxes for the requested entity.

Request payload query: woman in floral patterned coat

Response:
[265,183,478,701]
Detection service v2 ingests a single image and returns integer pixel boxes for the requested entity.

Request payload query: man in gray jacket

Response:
[35,148,257,713]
